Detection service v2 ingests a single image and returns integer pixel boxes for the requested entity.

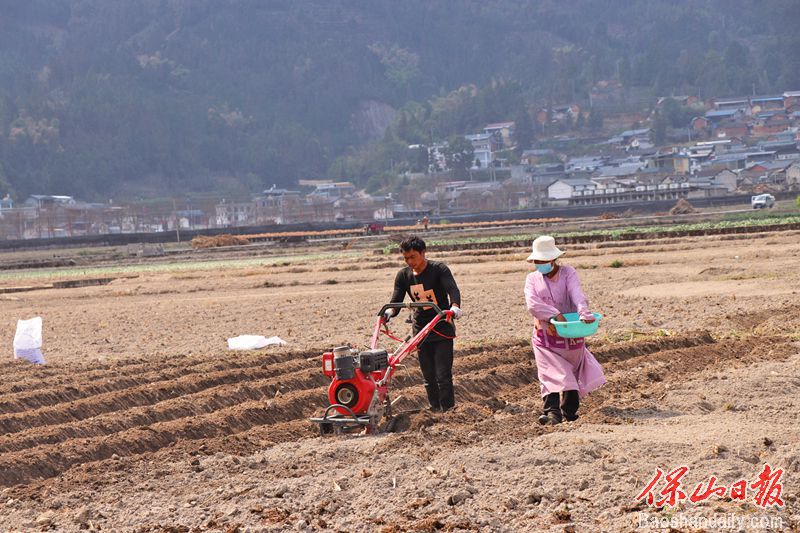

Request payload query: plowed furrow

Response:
[0,357,317,434]
[591,331,717,363]
[0,367,329,453]
[580,336,796,425]
[5,334,794,493]
[0,356,192,385]
[0,361,533,487]
[2,332,766,487]
[0,352,319,402]
[0,359,192,396]
[0,346,530,449]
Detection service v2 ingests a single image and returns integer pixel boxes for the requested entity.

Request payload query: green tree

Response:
[369,43,420,99]
[409,145,429,173]
[661,98,696,128]
[0,162,12,198]
[652,112,667,146]
[513,106,535,155]
[444,136,474,180]
[698,50,727,98]
[588,108,604,132]
[575,111,586,129]
[366,171,397,194]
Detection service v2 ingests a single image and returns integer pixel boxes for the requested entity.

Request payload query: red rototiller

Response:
[310,302,453,435]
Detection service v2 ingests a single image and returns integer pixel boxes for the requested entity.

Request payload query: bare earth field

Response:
[0,226,799,532]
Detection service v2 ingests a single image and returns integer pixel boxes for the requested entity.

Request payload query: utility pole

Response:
[172,198,180,243]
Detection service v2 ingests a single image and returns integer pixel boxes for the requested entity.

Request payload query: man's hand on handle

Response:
[383,309,395,323]
[450,304,462,319]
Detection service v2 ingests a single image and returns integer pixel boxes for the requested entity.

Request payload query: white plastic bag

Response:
[14,316,46,364]
[227,335,287,351]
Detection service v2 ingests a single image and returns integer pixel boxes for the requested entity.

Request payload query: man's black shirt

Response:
[389,261,461,342]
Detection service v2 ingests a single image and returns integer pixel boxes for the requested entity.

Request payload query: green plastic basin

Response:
[551,312,603,338]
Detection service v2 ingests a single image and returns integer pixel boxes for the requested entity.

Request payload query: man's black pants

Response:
[417,339,454,411]
[543,390,579,422]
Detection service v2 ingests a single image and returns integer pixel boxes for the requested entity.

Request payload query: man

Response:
[385,235,462,412]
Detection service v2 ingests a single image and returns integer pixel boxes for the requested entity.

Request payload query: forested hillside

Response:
[0,0,798,200]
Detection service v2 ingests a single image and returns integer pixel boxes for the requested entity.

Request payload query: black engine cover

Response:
[358,349,389,373]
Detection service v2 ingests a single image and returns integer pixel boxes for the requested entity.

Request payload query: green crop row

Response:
[379,214,800,253]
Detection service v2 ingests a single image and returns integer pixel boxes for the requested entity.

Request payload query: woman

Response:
[524,235,606,425]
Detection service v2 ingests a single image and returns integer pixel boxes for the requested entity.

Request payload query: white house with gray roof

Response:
[547,178,597,201]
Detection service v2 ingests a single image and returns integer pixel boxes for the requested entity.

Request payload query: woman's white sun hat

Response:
[526,235,564,262]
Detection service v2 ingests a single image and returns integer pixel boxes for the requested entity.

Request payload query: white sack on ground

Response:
[14,316,46,365]
[227,335,287,350]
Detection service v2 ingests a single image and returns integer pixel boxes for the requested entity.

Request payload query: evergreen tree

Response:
[652,112,667,146]
[588,108,604,132]
[513,106,535,155]
[575,111,586,130]
[444,136,475,180]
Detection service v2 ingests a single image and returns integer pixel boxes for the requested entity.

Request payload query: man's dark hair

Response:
[399,235,426,252]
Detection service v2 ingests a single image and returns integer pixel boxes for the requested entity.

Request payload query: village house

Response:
[690,168,738,193]
[786,162,800,189]
[555,177,696,206]
[687,143,716,167]
[420,181,467,213]
[684,181,729,199]
[645,148,691,174]
[547,178,597,203]
[465,133,496,168]
[483,121,515,150]
[607,128,651,151]
[784,91,800,110]
[304,195,337,223]
[332,194,391,221]
[745,160,794,186]
[420,180,509,212]
[714,122,749,139]
[595,158,647,180]
[1,196,125,238]
[447,181,507,211]
[567,156,608,173]
[520,148,555,166]
[749,96,785,114]
[705,109,742,126]
[690,116,710,138]
[705,145,782,171]
[708,152,751,171]
[308,181,357,199]
[750,112,791,137]
[252,186,304,224]
[215,200,255,227]
[736,171,759,190]
[656,95,699,108]
[759,139,800,160]
[712,97,750,113]
[536,104,580,130]
[589,79,626,110]
[408,143,448,173]
[24,195,77,209]
[620,128,651,145]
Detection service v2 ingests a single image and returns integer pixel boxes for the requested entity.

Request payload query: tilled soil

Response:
[1,230,799,531]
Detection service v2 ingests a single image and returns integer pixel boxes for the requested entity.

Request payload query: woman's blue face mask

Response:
[535,262,554,274]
